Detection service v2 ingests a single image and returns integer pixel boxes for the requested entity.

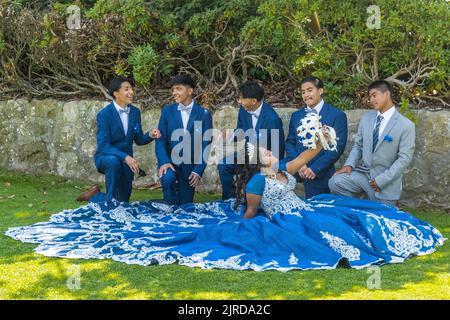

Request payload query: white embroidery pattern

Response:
[365,213,435,257]
[289,253,299,265]
[4,184,446,272]
[108,205,135,223]
[151,202,173,213]
[320,231,361,261]
[260,171,312,219]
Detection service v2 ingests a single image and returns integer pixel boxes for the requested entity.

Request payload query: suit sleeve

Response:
[96,112,128,161]
[155,108,171,167]
[374,122,415,189]
[285,113,299,161]
[133,110,154,145]
[192,110,213,177]
[309,111,348,178]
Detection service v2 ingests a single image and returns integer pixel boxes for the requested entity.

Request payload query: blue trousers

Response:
[218,160,238,200]
[295,168,333,199]
[91,155,134,203]
[301,175,331,199]
[160,164,195,205]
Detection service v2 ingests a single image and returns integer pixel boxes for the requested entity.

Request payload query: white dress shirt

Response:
[113,101,129,135]
[306,99,324,114]
[248,101,264,129]
[375,106,396,140]
[178,100,194,132]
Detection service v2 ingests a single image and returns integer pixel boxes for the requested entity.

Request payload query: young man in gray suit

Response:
[328,80,415,207]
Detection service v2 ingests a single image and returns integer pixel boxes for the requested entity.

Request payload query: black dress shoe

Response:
[337,257,351,269]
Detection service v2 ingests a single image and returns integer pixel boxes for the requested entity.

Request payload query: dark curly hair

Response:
[233,143,262,210]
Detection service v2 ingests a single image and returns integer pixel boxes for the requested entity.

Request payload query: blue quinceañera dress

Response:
[5,171,446,271]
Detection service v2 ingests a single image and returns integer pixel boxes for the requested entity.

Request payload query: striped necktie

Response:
[372,114,383,152]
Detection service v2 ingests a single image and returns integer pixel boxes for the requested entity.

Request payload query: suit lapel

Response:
[296,108,307,135]
[186,102,200,133]
[374,110,398,152]
[173,104,184,130]
[240,106,252,130]
[318,103,331,124]
[126,106,135,139]
[109,103,126,137]
[298,108,307,124]
[255,102,268,131]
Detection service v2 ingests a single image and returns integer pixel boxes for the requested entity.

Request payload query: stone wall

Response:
[1,99,449,209]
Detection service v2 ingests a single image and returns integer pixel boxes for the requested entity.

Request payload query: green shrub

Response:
[0,0,448,109]
[399,98,418,124]
[128,44,163,86]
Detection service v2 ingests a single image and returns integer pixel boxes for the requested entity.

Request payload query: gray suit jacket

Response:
[345,109,415,200]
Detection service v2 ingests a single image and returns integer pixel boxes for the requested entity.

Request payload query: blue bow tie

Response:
[306,107,318,114]
[118,106,130,114]
[178,104,192,112]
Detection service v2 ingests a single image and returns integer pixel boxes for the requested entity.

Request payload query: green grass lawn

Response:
[0,167,449,300]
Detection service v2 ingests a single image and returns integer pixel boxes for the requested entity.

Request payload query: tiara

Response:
[296,112,337,151]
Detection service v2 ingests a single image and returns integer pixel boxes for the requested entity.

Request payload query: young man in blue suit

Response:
[156,75,213,205]
[76,77,161,203]
[218,80,285,200]
[285,76,348,199]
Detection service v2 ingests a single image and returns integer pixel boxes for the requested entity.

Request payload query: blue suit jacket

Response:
[285,102,348,180]
[155,101,213,177]
[94,102,154,171]
[236,102,285,159]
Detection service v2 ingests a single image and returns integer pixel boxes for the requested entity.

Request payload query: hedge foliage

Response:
[0,0,448,109]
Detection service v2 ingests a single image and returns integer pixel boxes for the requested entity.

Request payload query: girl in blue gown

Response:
[5,134,446,271]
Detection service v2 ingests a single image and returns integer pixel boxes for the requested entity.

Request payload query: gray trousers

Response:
[328,171,397,207]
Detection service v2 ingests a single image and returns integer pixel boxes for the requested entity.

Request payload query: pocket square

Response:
[383,135,393,142]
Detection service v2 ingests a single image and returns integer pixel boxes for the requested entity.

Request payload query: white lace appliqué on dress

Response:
[366,212,439,257]
[289,253,299,265]
[260,171,312,219]
[320,231,361,261]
